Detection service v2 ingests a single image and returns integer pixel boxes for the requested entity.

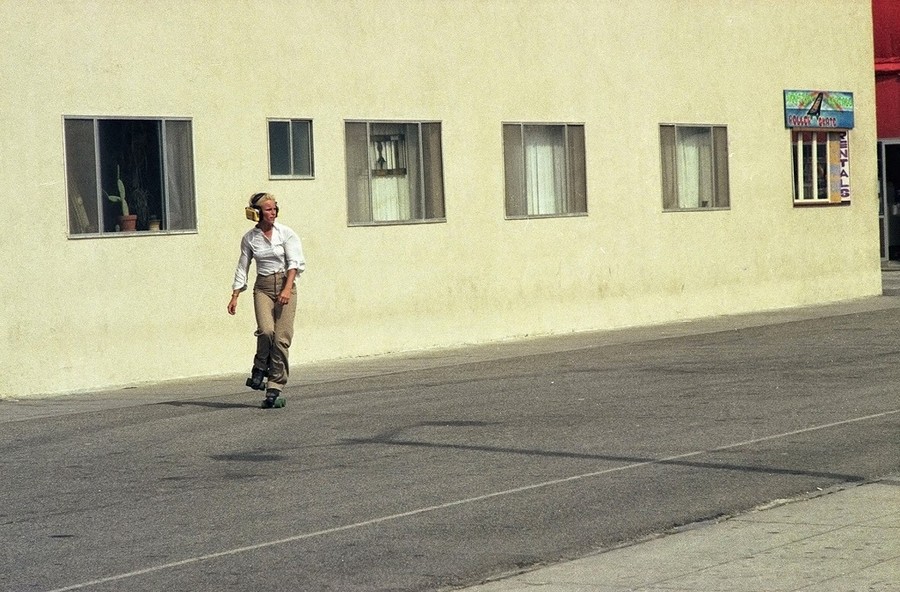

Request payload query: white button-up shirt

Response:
[232,222,305,292]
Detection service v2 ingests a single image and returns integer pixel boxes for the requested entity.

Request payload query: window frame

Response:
[502,122,588,220]
[790,129,850,206]
[267,118,315,180]
[63,115,198,238]
[344,119,446,227]
[659,123,730,212]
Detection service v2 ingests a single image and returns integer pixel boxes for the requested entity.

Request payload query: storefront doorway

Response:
[878,141,900,260]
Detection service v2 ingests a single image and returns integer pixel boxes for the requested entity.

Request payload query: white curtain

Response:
[368,125,414,222]
[371,176,411,221]
[675,127,712,209]
[525,126,567,215]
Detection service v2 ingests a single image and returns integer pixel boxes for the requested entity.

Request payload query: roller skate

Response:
[246,367,267,391]
[261,389,286,409]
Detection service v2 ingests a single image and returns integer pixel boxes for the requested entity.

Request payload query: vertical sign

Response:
[827,130,851,202]
[839,130,850,201]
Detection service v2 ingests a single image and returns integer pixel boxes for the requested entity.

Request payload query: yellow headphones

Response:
[245,192,278,222]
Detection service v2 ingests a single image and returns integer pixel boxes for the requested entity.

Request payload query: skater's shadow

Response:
[158,400,260,410]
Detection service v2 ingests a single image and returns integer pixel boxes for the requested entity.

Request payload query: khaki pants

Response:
[252,272,297,391]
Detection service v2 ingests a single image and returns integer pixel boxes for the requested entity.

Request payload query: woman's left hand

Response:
[277,289,292,305]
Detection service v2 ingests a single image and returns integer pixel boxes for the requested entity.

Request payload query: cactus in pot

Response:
[105,166,137,230]
[105,166,129,216]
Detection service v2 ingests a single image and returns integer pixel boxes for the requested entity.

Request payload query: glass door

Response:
[880,141,900,261]
[880,142,885,259]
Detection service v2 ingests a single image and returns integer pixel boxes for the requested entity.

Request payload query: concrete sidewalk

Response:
[460,475,900,592]
[451,288,900,592]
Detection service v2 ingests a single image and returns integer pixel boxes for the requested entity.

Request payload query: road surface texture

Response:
[2,296,899,591]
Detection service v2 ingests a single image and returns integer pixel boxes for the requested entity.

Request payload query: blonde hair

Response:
[249,192,276,208]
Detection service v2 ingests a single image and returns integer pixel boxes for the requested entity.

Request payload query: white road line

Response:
[45,408,900,592]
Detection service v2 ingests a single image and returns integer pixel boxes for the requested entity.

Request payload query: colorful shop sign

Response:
[784,90,854,129]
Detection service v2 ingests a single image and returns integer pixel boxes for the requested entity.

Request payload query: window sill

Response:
[662,206,730,213]
[505,212,589,221]
[67,229,198,239]
[347,218,447,228]
[269,174,315,181]
[792,200,851,207]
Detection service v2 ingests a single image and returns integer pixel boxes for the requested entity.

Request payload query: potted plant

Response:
[105,166,137,231]
[127,170,151,230]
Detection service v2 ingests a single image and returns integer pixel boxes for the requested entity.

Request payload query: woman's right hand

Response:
[227,295,239,315]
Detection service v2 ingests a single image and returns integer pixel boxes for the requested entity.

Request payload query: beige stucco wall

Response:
[0,0,879,398]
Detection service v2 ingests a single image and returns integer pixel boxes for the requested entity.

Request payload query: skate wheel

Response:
[274,397,286,408]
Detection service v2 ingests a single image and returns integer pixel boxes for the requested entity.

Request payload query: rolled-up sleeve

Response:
[231,235,253,292]
[284,229,306,275]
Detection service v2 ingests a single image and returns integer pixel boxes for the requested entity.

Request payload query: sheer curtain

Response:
[345,122,371,224]
[525,125,567,215]
[164,120,196,230]
[64,119,99,234]
[675,127,712,209]
[421,123,445,219]
[504,125,526,217]
[369,123,413,222]
[371,176,411,221]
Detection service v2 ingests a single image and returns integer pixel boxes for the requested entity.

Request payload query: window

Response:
[660,124,730,210]
[268,119,314,178]
[64,118,196,235]
[345,121,445,225]
[791,130,850,203]
[503,123,587,218]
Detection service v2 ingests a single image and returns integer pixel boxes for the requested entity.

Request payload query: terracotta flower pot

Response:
[118,214,138,231]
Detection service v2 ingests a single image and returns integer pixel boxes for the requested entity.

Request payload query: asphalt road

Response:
[2,298,899,592]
